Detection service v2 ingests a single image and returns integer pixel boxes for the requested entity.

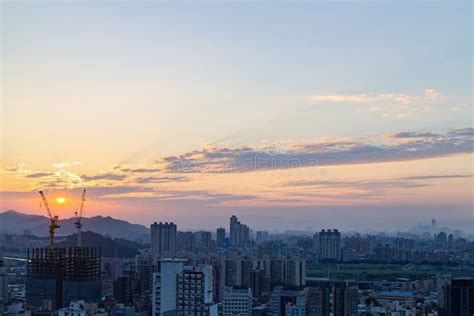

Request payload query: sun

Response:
[56,197,66,204]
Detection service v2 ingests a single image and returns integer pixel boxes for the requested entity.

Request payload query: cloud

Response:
[391,131,440,139]
[278,173,473,201]
[159,127,473,174]
[285,179,426,190]
[53,162,81,169]
[401,174,473,181]
[285,174,473,191]
[135,176,189,184]
[2,166,20,172]
[24,172,54,179]
[127,168,161,173]
[310,94,372,103]
[111,164,160,173]
[448,127,474,137]
[96,187,257,205]
[81,173,127,181]
[370,106,382,112]
[424,88,443,101]
[88,186,155,195]
[1,163,27,173]
[309,88,447,118]
[310,89,443,105]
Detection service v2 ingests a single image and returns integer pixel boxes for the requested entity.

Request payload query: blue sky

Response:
[1,2,473,231]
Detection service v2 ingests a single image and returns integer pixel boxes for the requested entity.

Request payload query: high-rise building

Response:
[191,256,225,303]
[230,215,241,247]
[305,283,331,316]
[285,294,306,316]
[152,259,186,316]
[224,257,305,291]
[333,282,346,316]
[216,228,226,248]
[343,287,359,316]
[250,269,270,301]
[318,229,341,261]
[176,265,213,315]
[177,231,194,253]
[113,276,132,305]
[224,258,242,287]
[240,224,250,245]
[135,253,156,292]
[102,258,124,280]
[194,231,213,249]
[241,259,254,288]
[269,259,306,288]
[284,259,306,288]
[229,215,250,247]
[256,231,269,244]
[436,231,448,243]
[26,247,101,310]
[305,282,357,316]
[441,278,474,316]
[223,287,252,316]
[0,258,7,314]
[152,260,215,316]
[272,287,306,316]
[151,222,177,255]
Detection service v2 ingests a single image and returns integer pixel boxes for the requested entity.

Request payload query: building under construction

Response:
[26,246,102,310]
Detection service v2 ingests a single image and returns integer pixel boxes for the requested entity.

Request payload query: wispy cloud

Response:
[160,127,473,174]
[309,88,448,118]
[113,165,161,173]
[127,168,161,173]
[285,174,472,191]
[390,131,440,139]
[402,174,473,181]
[310,89,443,104]
[91,186,257,205]
[135,176,189,184]
[53,162,81,169]
[24,172,54,179]
[285,179,426,190]
[310,94,373,103]
[81,173,127,181]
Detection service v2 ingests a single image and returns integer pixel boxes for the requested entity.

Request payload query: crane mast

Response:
[75,189,86,247]
[39,191,60,252]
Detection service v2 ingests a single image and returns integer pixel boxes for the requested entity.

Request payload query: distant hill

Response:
[0,210,149,242]
[57,231,140,258]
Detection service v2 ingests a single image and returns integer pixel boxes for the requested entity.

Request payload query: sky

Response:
[1,1,473,232]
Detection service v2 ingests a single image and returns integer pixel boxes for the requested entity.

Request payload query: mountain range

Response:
[57,231,142,258]
[0,210,150,242]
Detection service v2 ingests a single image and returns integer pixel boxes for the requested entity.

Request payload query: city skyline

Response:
[1,2,473,231]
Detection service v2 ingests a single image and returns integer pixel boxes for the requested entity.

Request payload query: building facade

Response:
[442,278,474,316]
[318,229,341,261]
[151,222,177,256]
[223,287,252,316]
[216,228,225,248]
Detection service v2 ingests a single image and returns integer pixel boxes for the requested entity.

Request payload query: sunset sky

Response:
[1,2,472,232]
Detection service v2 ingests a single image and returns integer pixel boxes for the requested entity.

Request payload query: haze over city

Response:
[1,2,473,232]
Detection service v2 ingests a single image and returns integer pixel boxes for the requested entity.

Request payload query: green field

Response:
[306,263,474,281]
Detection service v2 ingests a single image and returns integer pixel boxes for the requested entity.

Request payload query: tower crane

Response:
[74,189,86,247]
[38,191,60,252]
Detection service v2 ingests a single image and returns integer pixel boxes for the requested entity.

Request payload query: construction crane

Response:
[74,189,86,247]
[39,191,60,252]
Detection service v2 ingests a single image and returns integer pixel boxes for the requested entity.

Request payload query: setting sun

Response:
[55,197,66,204]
